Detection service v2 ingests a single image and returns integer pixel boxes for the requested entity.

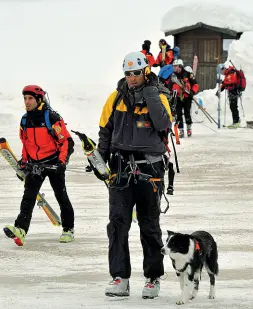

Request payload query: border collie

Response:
[161,230,219,305]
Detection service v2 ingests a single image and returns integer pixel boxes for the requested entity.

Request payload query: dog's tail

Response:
[207,241,219,275]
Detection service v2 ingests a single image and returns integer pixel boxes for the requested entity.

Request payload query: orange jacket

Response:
[155,48,174,67]
[20,103,74,164]
[140,50,156,67]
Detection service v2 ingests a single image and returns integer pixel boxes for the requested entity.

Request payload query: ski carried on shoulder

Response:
[0,138,61,226]
[171,74,218,125]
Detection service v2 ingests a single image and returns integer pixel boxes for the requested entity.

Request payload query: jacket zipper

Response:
[31,119,40,160]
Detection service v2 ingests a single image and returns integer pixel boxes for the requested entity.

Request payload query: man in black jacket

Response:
[94,51,172,299]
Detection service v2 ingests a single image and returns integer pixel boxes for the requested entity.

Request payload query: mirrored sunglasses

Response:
[125,70,143,77]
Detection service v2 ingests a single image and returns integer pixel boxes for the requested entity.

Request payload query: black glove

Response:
[189,90,195,98]
[88,160,108,181]
[145,73,158,87]
[16,160,27,181]
[55,160,66,174]
[99,150,109,165]
[215,90,220,98]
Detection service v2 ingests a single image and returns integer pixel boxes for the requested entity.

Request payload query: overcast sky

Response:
[0,0,252,89]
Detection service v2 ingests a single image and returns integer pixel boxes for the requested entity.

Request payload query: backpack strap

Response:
[21,110,55,137]
[112,92,123,112]
[21,113,28,131]
[44,109,57,138]
[44,109,52,132]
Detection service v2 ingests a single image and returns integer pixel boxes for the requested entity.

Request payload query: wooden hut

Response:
[161,5,253,90]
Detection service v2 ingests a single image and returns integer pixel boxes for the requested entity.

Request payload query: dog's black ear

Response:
[167,230,175,237]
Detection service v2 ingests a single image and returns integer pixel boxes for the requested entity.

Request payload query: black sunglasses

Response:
[125,70,143,77]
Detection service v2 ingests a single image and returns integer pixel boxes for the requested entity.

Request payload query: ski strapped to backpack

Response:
[0,138,61,226]
[192,55,198,76]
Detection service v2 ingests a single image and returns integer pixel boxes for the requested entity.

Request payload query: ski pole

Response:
[224,90,227,127]
[192,97,218,125]
[239,94,245,118]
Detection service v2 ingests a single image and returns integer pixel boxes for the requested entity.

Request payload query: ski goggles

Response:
[124,70,143,77]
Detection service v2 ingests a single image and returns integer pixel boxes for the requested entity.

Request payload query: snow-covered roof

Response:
[161,3,253,35]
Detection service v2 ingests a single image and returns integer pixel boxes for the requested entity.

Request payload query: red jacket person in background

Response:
[216,65,242,127]
[140,40,156,67]
[154,39,174,67]
[3,85,75,246]
[168,59,199,137]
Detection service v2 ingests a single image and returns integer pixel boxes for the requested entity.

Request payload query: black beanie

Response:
[142,40,151,51]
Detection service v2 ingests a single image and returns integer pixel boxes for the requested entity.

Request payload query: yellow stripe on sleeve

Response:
[99,90,119,127]
[159,93,172,122]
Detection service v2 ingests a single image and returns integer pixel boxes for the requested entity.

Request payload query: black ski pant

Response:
[107,161,164,279]
[15,169,74,233]
[228,92,240,123]
[176,97,192,129]
[168,161,175,189]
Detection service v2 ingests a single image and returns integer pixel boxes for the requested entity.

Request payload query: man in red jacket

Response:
[4,85,75,246]
[154,39,174,67]
[216,65,241,128]
[140,40,156,67]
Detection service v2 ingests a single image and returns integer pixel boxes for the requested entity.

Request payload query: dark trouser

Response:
[176,97,192,129]
[228,92,240,123]
[168,161,175,188]
[107,159,164,279]
[15,169,74,233]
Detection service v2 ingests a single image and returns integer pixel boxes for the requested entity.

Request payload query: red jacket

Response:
[168,69,199,99]
[221,67,238,91]
[140,50,156,67]
[155,46,174,67]
[20,103,74,164]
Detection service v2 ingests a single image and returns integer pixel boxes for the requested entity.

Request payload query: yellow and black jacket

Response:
[98,75,172,160]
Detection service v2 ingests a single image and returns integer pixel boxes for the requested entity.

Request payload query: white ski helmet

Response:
[184,66,193,73]
[173,59,184,66]
[123,51,149,72]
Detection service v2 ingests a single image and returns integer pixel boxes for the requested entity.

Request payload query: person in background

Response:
[168,59,199,138]
[140,40,156,67]
[216,64,242,128]
[154,39,174,68]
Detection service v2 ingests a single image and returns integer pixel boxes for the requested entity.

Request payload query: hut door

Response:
[195,38,220,90]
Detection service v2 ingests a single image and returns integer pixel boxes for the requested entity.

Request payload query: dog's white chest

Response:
[170,252,189,271]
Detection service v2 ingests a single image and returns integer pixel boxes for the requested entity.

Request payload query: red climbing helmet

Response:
[22,85,45,100]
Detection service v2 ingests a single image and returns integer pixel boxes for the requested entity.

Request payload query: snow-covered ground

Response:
[1,1,253,308]
[1,119,253,309]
